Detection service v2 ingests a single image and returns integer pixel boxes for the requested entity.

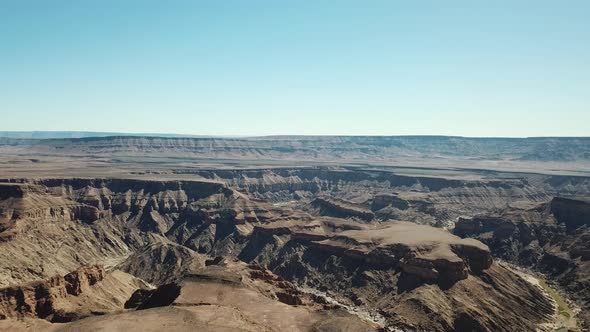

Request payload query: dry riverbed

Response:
[499,261,580,332]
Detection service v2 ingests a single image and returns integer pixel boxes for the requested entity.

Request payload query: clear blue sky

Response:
[1,1,588,137]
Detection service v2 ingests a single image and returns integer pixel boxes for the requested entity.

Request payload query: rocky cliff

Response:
[240,219,552,331]
[0,265,145,322]
[454,197,590,328]
[51,260,381,332]
[311,196,375,221]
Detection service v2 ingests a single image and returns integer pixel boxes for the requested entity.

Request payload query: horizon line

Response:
[0,130,589,140]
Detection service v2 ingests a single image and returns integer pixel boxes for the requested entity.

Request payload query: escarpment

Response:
[454,197,589,274]
[179,168,563,228]
[454,197,590,328]
[240,219,552,331]
[0,265,104,321]
[311,196,375,221]
[307,222,492,284]
[0,265,146,323]
[371,193,410,210]
[60,260,381,332]
[550,197,590,231]
[0,178,238,287]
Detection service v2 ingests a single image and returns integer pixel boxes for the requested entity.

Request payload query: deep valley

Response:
[0,136,588,331]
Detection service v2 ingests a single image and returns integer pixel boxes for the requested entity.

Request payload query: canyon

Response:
[0,136,588,331]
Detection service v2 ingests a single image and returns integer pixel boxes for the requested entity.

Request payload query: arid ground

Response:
[0,136,588,331]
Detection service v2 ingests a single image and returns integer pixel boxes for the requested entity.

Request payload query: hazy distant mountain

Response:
[0,131,216,139]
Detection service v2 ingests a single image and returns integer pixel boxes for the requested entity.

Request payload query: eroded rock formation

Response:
[0,173,583,331]
[454,197,590,327]
[0,265,145,323]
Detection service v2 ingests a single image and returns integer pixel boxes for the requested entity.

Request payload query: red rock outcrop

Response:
[0,265,105,320]
[311,221,492,285]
